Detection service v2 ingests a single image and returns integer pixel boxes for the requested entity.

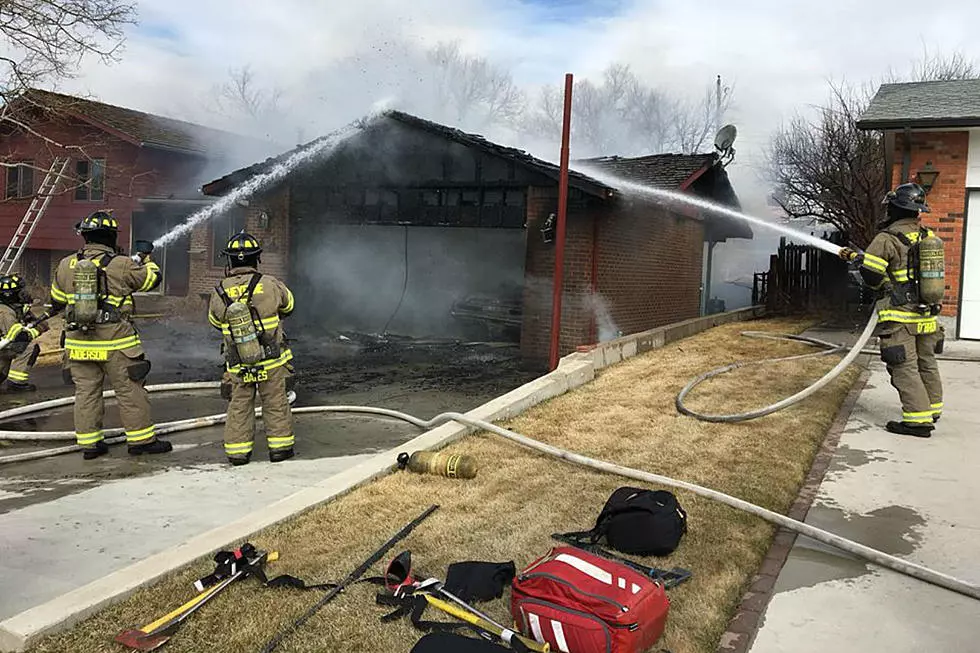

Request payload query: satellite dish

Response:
[714,124,737,152]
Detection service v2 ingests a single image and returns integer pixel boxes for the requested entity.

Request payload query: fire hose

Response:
[675,311,879,422]
[0,387,978,602]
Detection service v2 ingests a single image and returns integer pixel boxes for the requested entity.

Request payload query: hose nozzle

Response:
[838,247,861,262]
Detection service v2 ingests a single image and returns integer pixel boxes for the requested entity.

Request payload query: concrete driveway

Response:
[749,358,980,652]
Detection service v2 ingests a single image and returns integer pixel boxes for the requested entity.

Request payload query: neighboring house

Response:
[0,89,272,295]
[198,110,751,366]
[858,79,980,339]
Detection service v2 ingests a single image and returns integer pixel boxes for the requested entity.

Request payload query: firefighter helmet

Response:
[76,210,119,233]
[0,274,25,304]
[882,183,930,213]
[222,230,262,261]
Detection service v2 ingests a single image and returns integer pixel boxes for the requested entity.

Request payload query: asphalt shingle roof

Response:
[203,110,617,197]
[22,89,259,155]
[576,154,717,189]
[857,80,980,128]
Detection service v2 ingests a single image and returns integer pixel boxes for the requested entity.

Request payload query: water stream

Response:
[577,167,844,256]
[152,117,378,248]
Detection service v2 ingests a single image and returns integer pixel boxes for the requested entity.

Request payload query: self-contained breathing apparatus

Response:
[890,229,946,316]
[216,273,280,384]
[68,252,123,332]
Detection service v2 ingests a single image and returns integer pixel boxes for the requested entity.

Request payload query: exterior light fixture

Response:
[915,161,940,193]
[258,211,270,229]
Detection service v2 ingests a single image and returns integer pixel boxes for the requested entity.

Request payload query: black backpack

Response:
[563,487,688,557]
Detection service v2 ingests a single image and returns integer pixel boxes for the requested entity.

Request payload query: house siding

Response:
[520,186,705,366]
[891,130,968,315]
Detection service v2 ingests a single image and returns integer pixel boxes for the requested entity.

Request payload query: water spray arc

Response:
[152,115,381,249]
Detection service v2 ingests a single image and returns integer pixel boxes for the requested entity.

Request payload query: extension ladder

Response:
[0,157,70,276]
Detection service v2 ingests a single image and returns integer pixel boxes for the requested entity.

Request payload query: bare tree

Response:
[767,50,979,247]
[0,0,137,200]
[426,41,525,128]
[209,66,284,121]
[767,84,883,247]
[523,64,733,157]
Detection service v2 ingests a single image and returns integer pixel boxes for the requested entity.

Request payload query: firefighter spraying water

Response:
[47,210,173,459]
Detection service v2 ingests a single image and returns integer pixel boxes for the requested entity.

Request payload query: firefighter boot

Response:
[5,381,36,392]
[886,421,933,438]
[83,441,110,460]
[229,453,252,467]
[269,448,294,463]
[128,439,174,456]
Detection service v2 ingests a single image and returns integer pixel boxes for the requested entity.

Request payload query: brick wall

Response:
[892,131,968,314]
[186,185,291,317]
[520,186,705,366]
[597,200,704,335]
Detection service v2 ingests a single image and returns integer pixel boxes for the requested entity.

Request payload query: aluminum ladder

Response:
[0,157,70,276]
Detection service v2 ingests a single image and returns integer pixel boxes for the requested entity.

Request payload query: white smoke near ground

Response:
[583,292,622,342]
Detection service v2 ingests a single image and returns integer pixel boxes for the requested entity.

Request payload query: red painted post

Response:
[549,73,574,371]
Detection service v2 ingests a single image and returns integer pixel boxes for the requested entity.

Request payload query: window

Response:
[421,190,441,206]
[5,162,34,199]
[211,207,248,267]
[75,159,106,201]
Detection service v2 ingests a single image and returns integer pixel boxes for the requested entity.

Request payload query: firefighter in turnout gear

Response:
[48,210,173,459]
[0,275,48,388]
[0,274,43,392]
[208,231,296,465]
[857,183,944,438]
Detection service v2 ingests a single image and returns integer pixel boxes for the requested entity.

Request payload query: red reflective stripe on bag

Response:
[511,547,669,653]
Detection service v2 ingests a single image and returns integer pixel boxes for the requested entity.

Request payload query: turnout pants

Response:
[71,350,157,450]
[877,322,944,424]
[7,343,39,385]
[224,364,294,461]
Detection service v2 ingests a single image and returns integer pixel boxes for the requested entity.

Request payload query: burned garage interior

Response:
[201,110,750,373]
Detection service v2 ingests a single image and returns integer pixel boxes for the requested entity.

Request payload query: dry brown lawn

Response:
[28,316,861,653]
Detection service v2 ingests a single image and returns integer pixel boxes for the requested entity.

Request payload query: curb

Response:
[714,360,871,653]
[0,306,763,652]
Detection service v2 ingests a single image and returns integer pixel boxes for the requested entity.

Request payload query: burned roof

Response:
[202,110,617,198]
[20,89,262,156]
[577,153,718,190]
[857,80,980,129]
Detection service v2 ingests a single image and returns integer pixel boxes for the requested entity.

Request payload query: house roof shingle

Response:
[21,88,261,156]
[575,153,717,190]
[202,110,619,198]
[857,80,980,129]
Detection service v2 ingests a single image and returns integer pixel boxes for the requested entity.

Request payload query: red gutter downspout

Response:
[549,73,574,371]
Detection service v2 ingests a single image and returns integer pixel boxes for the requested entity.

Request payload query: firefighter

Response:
[0,274,41,392]
[0,275,47,386]
[208,230,295,465]
[48,210,173,459]
[857,183,944,438]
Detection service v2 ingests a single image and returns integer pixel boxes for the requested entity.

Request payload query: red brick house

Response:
[858,79,980,339]
[197,111,751,365]
[0,89,271,295]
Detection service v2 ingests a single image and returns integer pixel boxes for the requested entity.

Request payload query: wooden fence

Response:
[754,234,870,313]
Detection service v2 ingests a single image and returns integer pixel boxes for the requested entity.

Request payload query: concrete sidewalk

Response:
[749,359,980,652]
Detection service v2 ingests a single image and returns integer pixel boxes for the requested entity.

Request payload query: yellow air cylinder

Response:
[917,233,946,306]
[225,301,264,365]
[398,451,478,479]
[72,259,100,327]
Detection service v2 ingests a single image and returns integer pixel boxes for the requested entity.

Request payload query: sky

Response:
[46,0,980,216]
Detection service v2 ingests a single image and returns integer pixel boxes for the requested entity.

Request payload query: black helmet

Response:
[76,210,119,233]
[222,230,262,262]
[0,274,25,304]
[882,183,930,214]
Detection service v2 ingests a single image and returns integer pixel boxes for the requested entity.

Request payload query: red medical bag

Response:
[511,547,670,653]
